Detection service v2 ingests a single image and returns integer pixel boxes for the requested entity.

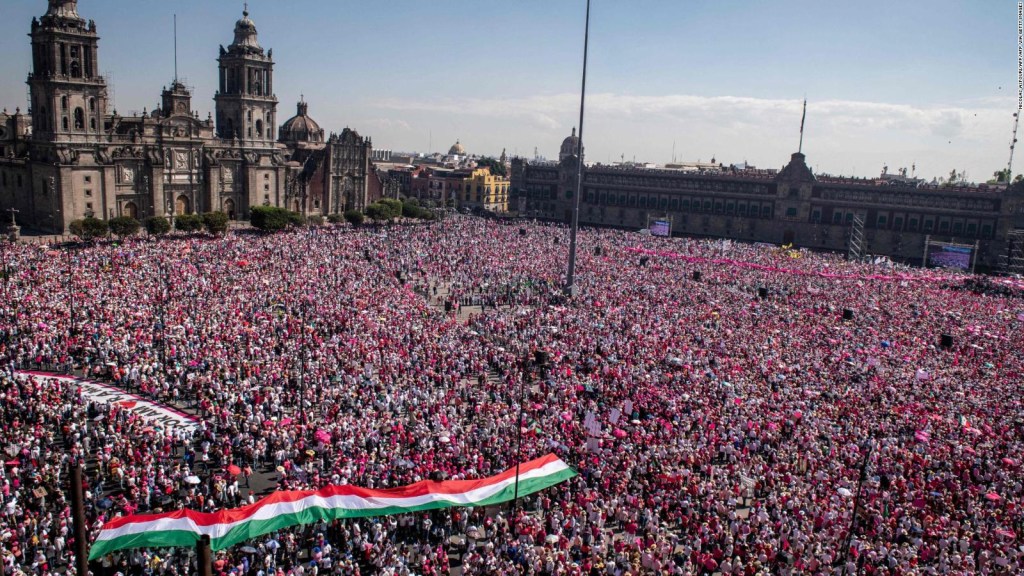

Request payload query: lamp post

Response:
[510,354,530,518]
[66,244,76,339]
[156,259,168,377]
[841,437,876,574]
[564,0,591,297]
[49,175,58,236]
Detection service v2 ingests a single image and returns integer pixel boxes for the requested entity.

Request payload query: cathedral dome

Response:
[448,140,465,156]
[230,8,262,52]
[280,100,324,145]
[559,127,580,161]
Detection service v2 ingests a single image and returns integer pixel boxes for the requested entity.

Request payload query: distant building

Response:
[512,129,1024,270]
[0,1,379,231]
[427,167,471,207]
[459,167,509,212]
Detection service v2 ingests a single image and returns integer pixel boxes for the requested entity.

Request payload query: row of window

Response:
[35,96,100,132]
[813,209,995,237]
[219,110,274,140]
[585,174,771,195]
[583,191,775,218]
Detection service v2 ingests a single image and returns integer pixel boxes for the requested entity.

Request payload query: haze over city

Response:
[0,0,1016,182]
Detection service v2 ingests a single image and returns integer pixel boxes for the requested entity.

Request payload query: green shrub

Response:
[327,214,345,224]
[364,203,386,222]
[68,217,108,241]
[201,211,230,235]
[145,216,171,236]
[108,216,140,238]
[306,215,324,227]
[250,205,301,232]
[343,210,364,226]
[401,199,436,220]
[174,213,203,233]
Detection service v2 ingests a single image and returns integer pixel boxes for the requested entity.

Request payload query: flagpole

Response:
[70,463,90,576]
[798,97,807,154]
[564,0,591,296]
[510,355,528,518]
[197,534,213,576]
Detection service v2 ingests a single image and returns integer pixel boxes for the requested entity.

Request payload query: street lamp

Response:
[156,259,168,378]
[841,437,876,574]
[511,350,546,518]
[66,245,76,339]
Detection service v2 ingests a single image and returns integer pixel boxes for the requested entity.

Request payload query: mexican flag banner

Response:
[89,454,575,560]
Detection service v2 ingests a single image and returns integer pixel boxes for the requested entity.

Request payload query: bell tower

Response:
[28,0,109,142]
[214,6,277,144]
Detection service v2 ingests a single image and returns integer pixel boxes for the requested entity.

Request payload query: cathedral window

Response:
[61,96,68,110]
[90,118,96,130]
[74,108,84,130]
[255,119,263,138]
[89,98,95,112]
[62,117,69,131]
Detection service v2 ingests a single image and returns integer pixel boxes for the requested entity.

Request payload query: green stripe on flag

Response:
[89,465,575,560]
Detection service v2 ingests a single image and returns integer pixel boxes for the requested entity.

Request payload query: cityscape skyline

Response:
[0,0,1017,182]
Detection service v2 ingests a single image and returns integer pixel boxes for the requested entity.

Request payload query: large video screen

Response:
[650,220,671,237]
[927,244,972,270]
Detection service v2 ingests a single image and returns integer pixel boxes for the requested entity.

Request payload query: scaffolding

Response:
[848,213,865,261]
[1001,229,1024,275]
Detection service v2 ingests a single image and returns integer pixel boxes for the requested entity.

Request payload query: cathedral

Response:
[0,0,382,232]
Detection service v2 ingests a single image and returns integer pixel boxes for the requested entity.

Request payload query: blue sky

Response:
[0,1,1016,181]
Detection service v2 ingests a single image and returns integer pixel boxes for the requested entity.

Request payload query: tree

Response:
[306,215,324,227]
[68,217,108,242]
[327,214,345,224]
[201,211,230,235]
[108,216,140,239]
[364,203,387,222]
[145,216,171,236]
[343,209,365,226]
[990,169,1012,184]
[401,199,436,220]
[1016,174,1024,184]
[250,205,301,232]
[174,213,204,233]
[476,157,507,177]
[379,198,403,220]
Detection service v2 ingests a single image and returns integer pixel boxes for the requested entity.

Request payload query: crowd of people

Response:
[0,215,1021,575]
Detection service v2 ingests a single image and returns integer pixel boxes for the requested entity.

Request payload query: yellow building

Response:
[459,168,509,212]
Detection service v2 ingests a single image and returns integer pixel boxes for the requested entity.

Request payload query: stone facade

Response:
[512,131,1024,271]
[0,1,378,232]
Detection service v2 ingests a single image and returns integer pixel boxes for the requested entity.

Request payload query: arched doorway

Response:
[175,195,191,215]
[123,201,138,220]
[223,198,236,220]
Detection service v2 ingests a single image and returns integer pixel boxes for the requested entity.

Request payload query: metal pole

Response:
[511,358,528,517]
[70,463,90,576]
[564,0,591,297]
[197,534,213,576]
[158,261,167,376]
[841,440,874,574]
[67,247,75,338]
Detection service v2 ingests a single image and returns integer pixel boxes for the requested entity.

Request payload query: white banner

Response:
[19,371,199,432]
